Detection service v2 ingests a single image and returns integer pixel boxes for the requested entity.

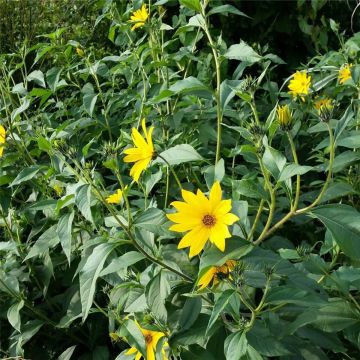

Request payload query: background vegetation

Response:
[1,0,360,359]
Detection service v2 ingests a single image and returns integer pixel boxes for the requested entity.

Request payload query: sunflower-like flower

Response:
[314,97,333,111]
[129,4,149,31]
[125,321,168,360]
[0,125,6,157]
[167,181,239,258]
[276,104,292,130]
[288,71,311,99]
[197,260,236,290]
[123,119,154,182]
[105,188,124,204]
[338,64,352,84]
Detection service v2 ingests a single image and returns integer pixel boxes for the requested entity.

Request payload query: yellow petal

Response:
[197,267,217,289]
[130,158,151,182]
[166,212,201,225]
[169,222,200,232]
[178,225,209,252]
[131,127,148,149]
[209,181,222,210]
[126,347,138,355]
[209,223,231,251]
[221,213,239,225]
[147,345,155,360]
[213,199,232,216]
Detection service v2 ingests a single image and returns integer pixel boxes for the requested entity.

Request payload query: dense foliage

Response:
[1,1,360,359]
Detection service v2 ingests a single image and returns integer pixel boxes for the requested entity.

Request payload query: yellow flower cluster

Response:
[288,71,311,99]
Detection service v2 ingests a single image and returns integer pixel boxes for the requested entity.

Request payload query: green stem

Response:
[254,157,276,245]
[287,132,300,211]
[201,8,222,164]
[254,124,335,245]
[247,199,264,241]
[157,154,182,191]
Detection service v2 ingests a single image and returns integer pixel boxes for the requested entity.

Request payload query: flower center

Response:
[145,334,153,344]
[202,214,216,227]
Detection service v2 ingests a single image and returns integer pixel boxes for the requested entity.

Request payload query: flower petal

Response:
[221,213,239,225]
[197,267,217,290]
[209,181,222,210]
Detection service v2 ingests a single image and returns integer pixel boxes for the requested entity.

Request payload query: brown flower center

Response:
[145,334,153,344]
[202,214,216,227]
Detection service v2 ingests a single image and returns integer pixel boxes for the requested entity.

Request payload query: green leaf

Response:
[155,144,203,166]
[179,0,201,12]
[188,14,206,29]
[169,76,209,94]
[25,225,60,260]
[122,319,146,357]
[232,179,268,200]
[11,97,30,121]
[100,251,145,276]
[83,93,98,116]
[10,165,43,186]
[224,41,261,63]
[47,67,67,92]
[286,300,360,334]
[262,146,286,180]
[134,207,167,234]
[57,211,75,265]
[203,158,225,189]
[334,105,354,143]
[79,242,117,321]
[7,300,24,332]
[75,184,94,224]
[27,70,46,88]
[178,297,202,331]
[224,331,248,360]
[309,205,360,259]
[208,5,248,17]
[145,271,170,322]
[278,164,313,182]
[206,289,236,335]
[57,345,77,360]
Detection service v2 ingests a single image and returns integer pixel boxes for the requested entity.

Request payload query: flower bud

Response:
[276,105,292,130]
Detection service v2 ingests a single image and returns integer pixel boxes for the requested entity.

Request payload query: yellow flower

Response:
[125,321,168,360]
[129,4,149,31]
[0,125,6,158]
[288,71,311,98]
[167,181,239,258]
[314,97,333,112]
[276,104,292,130]
[338,64,352,84]
[105,188,124,204]
[197,260,236,290]
[123,119,154,182]
[53,184,63,197]
[76,47,84,57]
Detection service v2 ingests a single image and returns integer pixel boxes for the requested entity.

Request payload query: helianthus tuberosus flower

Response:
[167,181,239,258]
[105,188,124,204]
[197,260,236,290]
[76,47,84,57]
[314,97,333,112]
[0,125,6,157]
[276,104,292,130]
[125,321,168,360]
[338,64,352,84]
[288,71,311,99]
[129,4,149,31]
[123,119,154,182]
